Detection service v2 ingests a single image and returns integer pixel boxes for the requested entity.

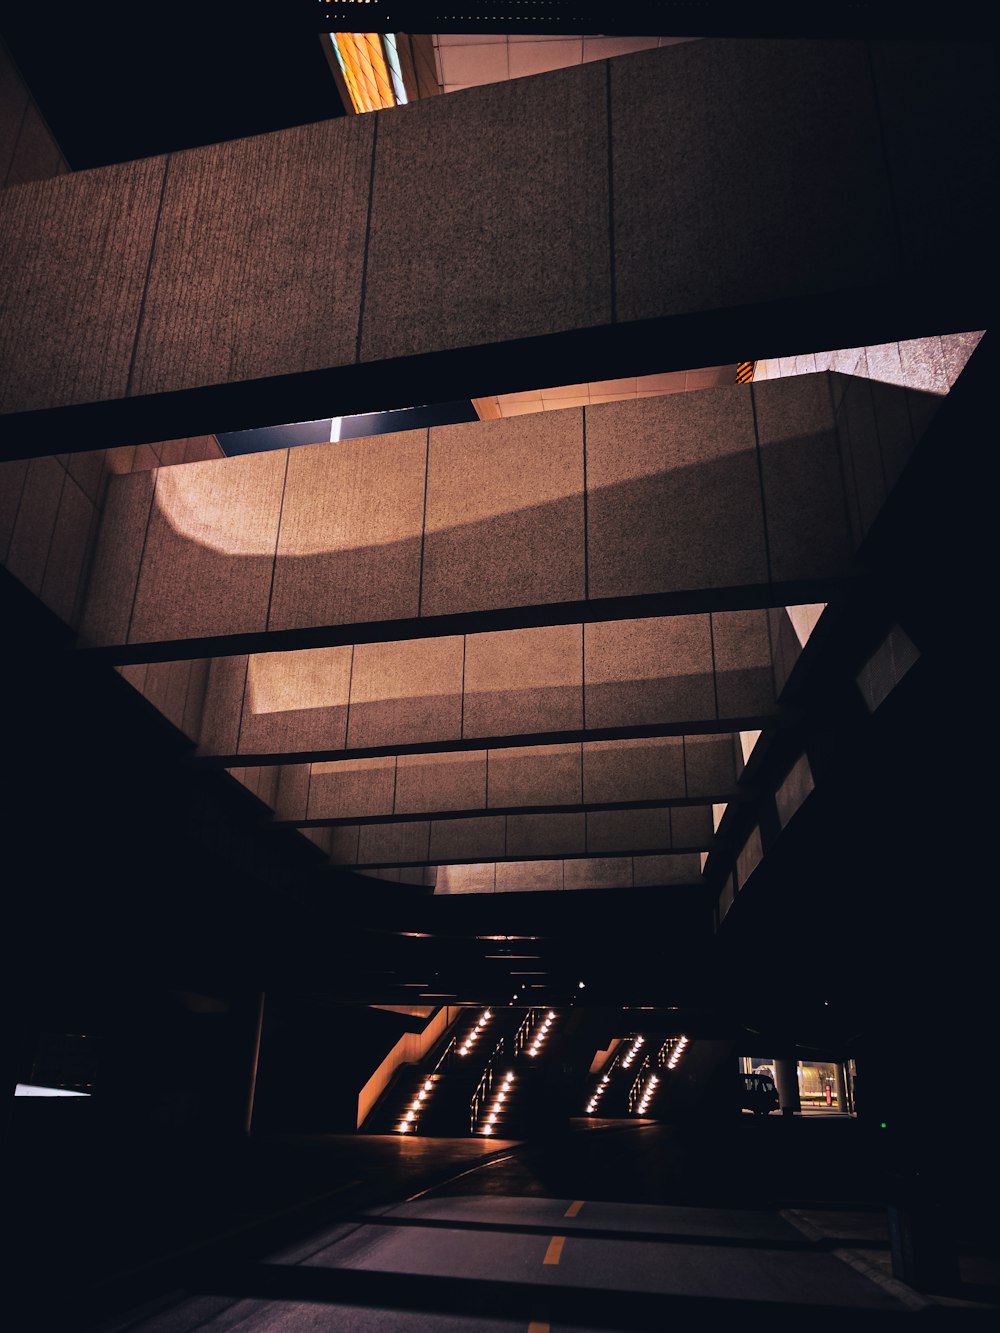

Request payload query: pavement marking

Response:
[527,1318,550,1333]
[543,1235,566,1265]
[564,1199,584,1218]
[779,1208,931,1313]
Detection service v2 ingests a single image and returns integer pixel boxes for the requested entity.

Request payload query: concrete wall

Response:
[356,1005,458,1130]
[254,734,741,824]
[0,38,69,188]
[184,609,777,762]
[1,436,222,634]
[755,331,984,395]
[78,374,930,656]
[1,40,992,455]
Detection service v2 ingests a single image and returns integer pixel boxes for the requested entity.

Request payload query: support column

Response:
[834,1061,849,1113]
[774,1057,801,1116]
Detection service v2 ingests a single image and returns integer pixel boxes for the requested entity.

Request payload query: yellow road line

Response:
[543,1234,565,1265]
[527,1320,550,1333]
[564,1199,584,1218]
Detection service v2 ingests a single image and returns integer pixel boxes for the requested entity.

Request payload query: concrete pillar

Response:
[835,1061,849,1113]
[774,1057,801,1116]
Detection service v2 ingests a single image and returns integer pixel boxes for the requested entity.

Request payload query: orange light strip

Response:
[334,33,397,114]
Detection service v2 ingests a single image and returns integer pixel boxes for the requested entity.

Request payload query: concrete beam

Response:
[77,375,923,661]
[166,609,780,764]
[0,40,991,459]
[253,733,743,824]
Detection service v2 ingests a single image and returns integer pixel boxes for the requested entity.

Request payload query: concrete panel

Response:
[329,825,361,864]
[684,734,738,797]
[66,449,108,504]
[308,756,396,821]
[181,658,211,741]
[583,736,684,805]
[270,430,426,631]
[130,115,374,396]
[487,743,581,808]
[347,636,464,749]
[506,813,586,858]
[7,100,65,186]
[753,374,855,583]
[358,821,430,866]
[587,809,670,854]
[362,61,610,362]
[868,379,917,492]
[712,610,775,718]
[464,624,583,738]
[5,455,64,595]
[436,863,495,895]
[198,656,248,756]
[612,40,897,324]
[79,470,156,647]
[429,816,505,863]
[633,853,701,886]
[395,751,487,816]
[834,377,887,541]
[496,861,563,893]
[143,660,190,731]
[275,764,310,822]
[0,154,166,413]
[129,450,287,643]
[239,646,351,754]
[670,805,714,849]
[40,475,96,624]
[586,390,766,599]
[0,458,29,560]
[422,410,585,616]
[563,858,633,890]
[776,753,815,830]
[585,616,715,730]
[870,41,995,278]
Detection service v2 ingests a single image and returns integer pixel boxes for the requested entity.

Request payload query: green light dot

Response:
[880,1121,887,1129]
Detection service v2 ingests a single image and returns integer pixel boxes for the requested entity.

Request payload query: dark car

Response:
[741,1071,780,1115]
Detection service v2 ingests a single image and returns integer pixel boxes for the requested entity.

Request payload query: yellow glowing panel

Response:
[336,34,397,114]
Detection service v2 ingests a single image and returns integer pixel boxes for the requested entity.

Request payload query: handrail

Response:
[627,1054,651,1112]
[469,1036,506,1132]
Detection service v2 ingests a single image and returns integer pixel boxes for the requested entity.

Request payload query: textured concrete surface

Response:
[308,757,396,821]
[670,804,715,848]
[357,821,431,867]
[197,655,249,756]
[79,470,156,647]
[270,430,426,632]
[429,816,506,864]
[129,451,286,643]
[633,853,702,885]
[347,637,465,749]
[422,411,584,616]
[239,647,352,755]
[395,751,488,816]
[585,616,715,730]
[753,374,855,584]
[464,625,583,738]
[564,857,633,889]
[361,61,609,363]
[586,809,671,854]
[496,860,563,893]
[612,39,897,324]
[583,736,685,804]
[0,154,166,413]
[130,115,374,397]
[506,812,586,858]
[4,454,66,596]
[40,474,96,624]
[775,753,815,830]
[487,743,582,808]
[275,764,310,822]
[684,734,739,797]
[586,389,766,599]
[712,610,776,718]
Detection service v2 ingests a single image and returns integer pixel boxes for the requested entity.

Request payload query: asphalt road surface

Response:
[105,1124,923,1332]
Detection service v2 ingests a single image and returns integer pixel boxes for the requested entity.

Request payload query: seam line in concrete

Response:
[125,153,172,398]
[355,113,379,364]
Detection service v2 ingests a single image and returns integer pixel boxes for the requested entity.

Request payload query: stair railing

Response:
[469,1037,506,1132]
